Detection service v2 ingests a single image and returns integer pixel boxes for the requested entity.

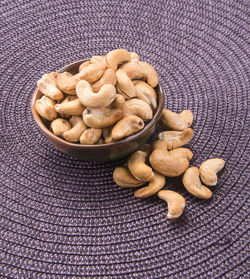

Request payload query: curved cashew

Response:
[76,80,116,108]
[113,167,145,188]
[78,63,106,83]
[128,150,154,182]
[130,52,140,62]
[116,69,136,99]
[182,167,212,199]
[111,94,125,108]
[79,128,102,145]
[158,128,194,150]
[112,115,144,140]
[105,49,131,71]
[138,61,158,88]
[63,116,87,142]
[134,172,165,198]
[56,96,78,118]
[160,109,193,131]
[158,190,186,219]
[199,158,225,186]
[123,98,153,120]
[50,118,71,137]
[55,98,85,116]
[134,80,157,111]
[37,72,64,101]
[35,96,57,121]
[120,61,145,80]
[79,61,91,72]
[56,72,80,95]
[90,55,107,66]
[92,68,116,93]
[169,148,193,161]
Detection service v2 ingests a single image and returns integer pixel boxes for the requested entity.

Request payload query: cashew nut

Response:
[90,55,107,66]
[56,72,80,95]
[76,80,116,108]
[169,148,193,161]
[79,61,91,72]
[134,80,157,111]
[111,94,125,108]
[138,61,158,88]
[160,109,193,131]
[158,128,194,150]
[120,61,145,80]
[113,167,145,188]
[55,98,85,116]
[158,190,186,219]
[50,118,71,137]
[182,167,212,199]
[130,52,140,62]
[149,140,189,177]
[116,69,136,99]
[91,68,116,93]
[79,128,102,145]
[37,72,64,101]
[128,150,154,182]
[112,115,144,140]
[134,172,165,198]
[199,158,225,186]
[105,49,131,71]
[78,63,106,83]
[56,96,78,118]
[63,116,87,142]
[35,96,57,121]
[123,98,153,120]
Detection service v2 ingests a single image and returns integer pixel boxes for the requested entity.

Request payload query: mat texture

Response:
[0,0,249,278]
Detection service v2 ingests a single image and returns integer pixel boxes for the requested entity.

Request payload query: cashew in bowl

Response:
[105,49,131,71]
[182,167,212,199]
[56,96,78,118]
[116,69,136,99]
[79,128,102,145]
[138,61,159,88]
[113,167,145,188]
[199,158,225,186]
[158,190,186,219]
[90,55,107,66]
[63,116,87,142]
[78,63,106,83]
[130,52,140,62]
[51,118,71,137]
[37,72,64,101]
[35,96,57,121]
[160,109,193,131]
[120,61,145,80]
[158,128,194,150]
[123,98,153,120]
[55,97,85,116]
[91,68,116,93]
[76,80,116,108]
[134,80,157,111]
[169,148,193,161]
[56,72,80,95]
[134,172,165,198]
[79,60,91,72]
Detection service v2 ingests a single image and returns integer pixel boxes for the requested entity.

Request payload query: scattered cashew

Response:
[128,150,154,182]
[37,72,64,101]
[199,158,225,186]
[160,109,193,131]
[130,52,140,62]
[55,98,85,116]
[91,68,116,92]
[138,61,158,88]
[105,49,131,71]
[63,116,87,142]
[56,72,80,95]
[134,172,165,198]
[78,63,106,83]
[113,167,145,188]
[76,80,116,108]
[123,98,153,120]
[112,115,144,140]
[158,190,186,219]
[134,80,157,111]
[79,128,102,145]
[169,148,193,161]
[158,128,194,150]
[116,69,136,99]
[35,96,57,121]
[182,167,212,199]
[50,118,71,137]
[79,61,91,72]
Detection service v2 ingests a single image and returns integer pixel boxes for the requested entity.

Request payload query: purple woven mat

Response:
[0,0,249,278]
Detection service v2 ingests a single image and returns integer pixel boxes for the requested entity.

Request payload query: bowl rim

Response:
[31,59,165,149]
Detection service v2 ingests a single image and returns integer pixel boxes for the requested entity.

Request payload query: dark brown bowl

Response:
[31,60,165,161]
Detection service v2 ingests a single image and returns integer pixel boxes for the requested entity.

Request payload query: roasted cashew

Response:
[182,167,212,199]
[90,55,107,66]
[160,109,193,131]
[199,158,225,186]
[78,63,106,83]
[55,97,85,116]
[50,118,71,137]
[91,68,116,93]
[138,61,158,88]
[158,190,186,219]
[149,140,189,177]
[158,128,194,150]
[123,98,153,120]
[134,80,157,111]
[128,150,154,182]
[130,52,140,62]
[113,167,145,188]
[134,172,165,198]
[56,72,80,95]
[56,96,78,118]
[79,60,91,72]
[111,94,125,108]
[105,49,131,71]
[37,72,64,101]
[112,115,144,140]
[76,80,116,108]
[35,96,57,121]
[79,128,102,145]
[116,69,136,99]
[120,61,145,80]
[63,116,87,142]
[169,148,193,161]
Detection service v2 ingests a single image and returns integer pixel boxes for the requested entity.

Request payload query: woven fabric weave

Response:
[0,0,249,278]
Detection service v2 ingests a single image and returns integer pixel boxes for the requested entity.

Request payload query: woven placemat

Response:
[0,0,249,278]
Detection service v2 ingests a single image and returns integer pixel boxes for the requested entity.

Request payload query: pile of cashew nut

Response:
[113,109,225,219]
[35,49,159,144]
